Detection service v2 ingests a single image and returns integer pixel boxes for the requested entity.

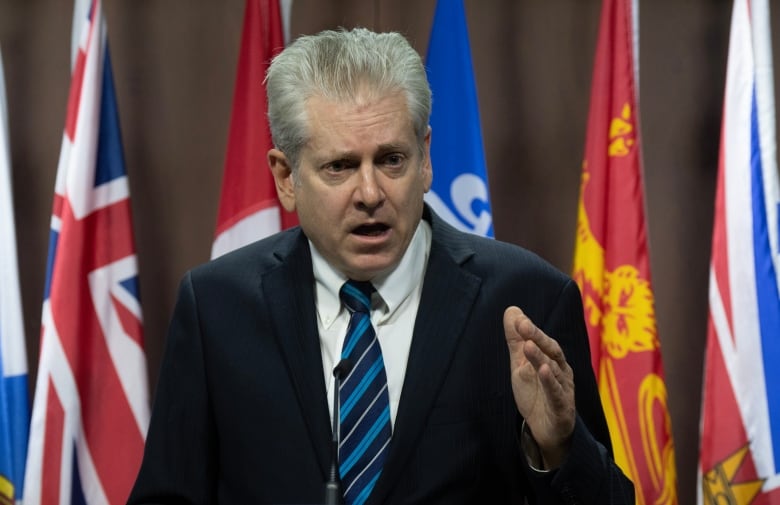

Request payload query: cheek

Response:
[400,179,427,207]
[296,189,342,224]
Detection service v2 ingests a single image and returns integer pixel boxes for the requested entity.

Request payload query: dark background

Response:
[0,1,762,503]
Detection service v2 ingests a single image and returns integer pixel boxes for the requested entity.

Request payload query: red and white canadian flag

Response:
[212,0,297,259]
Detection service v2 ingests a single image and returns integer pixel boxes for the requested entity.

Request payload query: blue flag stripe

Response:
[0,356,10,484]
[43,228,60,301]
[71,440,87,505]
[95,47,128,186]
[0,375,29,496]
[751,89,780,472]
[120,275,141,302]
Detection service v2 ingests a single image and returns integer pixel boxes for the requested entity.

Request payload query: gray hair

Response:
[265,27,432,171]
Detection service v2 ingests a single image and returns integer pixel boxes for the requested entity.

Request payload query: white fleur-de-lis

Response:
[425,173,492,236]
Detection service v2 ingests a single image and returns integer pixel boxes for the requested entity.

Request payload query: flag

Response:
[211,0,297,259]
[278,0,293,45]
[23,0,150,503]
[571,0,677,503]
[424,0,493,237]
[0,46,30,505]
[698,0,780,502]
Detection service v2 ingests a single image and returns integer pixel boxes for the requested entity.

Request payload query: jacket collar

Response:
[262,206,483,500]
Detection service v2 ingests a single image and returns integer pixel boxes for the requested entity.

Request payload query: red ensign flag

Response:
[572,1,677,504]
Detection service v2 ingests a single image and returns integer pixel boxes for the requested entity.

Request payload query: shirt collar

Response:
[311,219,432,327]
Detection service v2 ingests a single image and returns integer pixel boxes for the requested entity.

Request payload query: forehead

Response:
[302,92,417,155]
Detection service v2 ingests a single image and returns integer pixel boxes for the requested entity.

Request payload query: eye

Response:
[323,159,355,173]
[387,154,403,166]
[381,153,405,168]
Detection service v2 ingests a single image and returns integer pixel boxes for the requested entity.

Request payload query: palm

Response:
[504,306,575,467]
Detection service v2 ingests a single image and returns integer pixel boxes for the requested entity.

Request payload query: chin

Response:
[346,257,399,281]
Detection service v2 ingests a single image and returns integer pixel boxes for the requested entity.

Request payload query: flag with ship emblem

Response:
[698,0,780,503]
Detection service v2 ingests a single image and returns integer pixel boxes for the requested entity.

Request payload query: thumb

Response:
[504,306,527,356]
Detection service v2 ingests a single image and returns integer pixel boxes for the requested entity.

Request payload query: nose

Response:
[354,164,385,210]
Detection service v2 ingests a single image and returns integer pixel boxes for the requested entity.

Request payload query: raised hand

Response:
[504,306,576,469]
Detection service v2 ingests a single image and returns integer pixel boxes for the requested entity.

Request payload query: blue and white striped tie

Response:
[338,281,392,505]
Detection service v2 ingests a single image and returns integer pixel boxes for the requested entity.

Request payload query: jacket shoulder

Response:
[188,227,305,286]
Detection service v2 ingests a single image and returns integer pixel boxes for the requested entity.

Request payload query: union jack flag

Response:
[24,1,149,503]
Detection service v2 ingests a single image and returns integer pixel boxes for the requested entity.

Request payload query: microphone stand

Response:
[324,359,352,505]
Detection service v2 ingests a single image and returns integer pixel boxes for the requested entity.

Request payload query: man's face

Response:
[269,91,432,281]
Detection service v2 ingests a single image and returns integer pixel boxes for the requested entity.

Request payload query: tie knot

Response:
[340,280,373,314]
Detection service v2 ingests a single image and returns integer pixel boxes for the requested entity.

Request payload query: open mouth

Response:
[353,223,390,236]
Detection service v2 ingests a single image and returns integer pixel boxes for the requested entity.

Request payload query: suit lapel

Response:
[259,212,483,501]
[370,212,482,504]
[261,231,333,479]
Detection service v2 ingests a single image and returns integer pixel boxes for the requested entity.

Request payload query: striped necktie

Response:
[338,280,392,505]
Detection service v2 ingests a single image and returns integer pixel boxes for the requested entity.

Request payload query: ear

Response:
[422,126,433,192]
[268,148,297,212]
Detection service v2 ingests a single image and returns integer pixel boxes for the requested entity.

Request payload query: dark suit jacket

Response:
[128,207,634,504]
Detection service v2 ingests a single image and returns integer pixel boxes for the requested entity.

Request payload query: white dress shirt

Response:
[312,220,432,428]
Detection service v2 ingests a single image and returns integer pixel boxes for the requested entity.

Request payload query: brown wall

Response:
[0,1,767,503]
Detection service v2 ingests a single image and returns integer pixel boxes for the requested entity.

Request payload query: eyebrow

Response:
[375,143,409,153]
[317,143,412,163]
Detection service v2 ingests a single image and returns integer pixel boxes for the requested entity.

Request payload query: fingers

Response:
[504,306,576,457]
[534,355,569,409]
[504,306,568,371]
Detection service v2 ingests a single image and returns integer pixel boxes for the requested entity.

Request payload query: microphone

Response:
[324,359,353,505]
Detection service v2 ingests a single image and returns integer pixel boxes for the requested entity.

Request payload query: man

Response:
[128,28,634,504]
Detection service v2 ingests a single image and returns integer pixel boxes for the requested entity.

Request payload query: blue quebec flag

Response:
[0,47,30,504]
[425,0,493,237]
